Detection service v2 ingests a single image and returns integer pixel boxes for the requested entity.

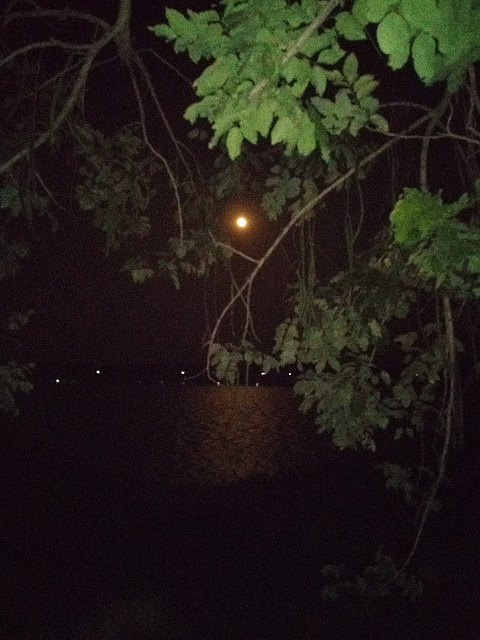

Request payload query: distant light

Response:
[236,217,247,228]
[96,369,101,375]
[55,378,60,384]
[180,370,185,376]
[288,372,292,376]
[261,371,267,376]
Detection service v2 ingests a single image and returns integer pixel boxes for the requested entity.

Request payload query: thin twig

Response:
[134,54,198,198]
[366,127,480,148]
[392,296,455,578]
[4,8,110,31]
[420,93,451,191]
[468,65,480,117]
[138,48,193,88]
[0,0,132,176]
[210,235,259,264]
[0,40,86,71]
[128,58,184,245]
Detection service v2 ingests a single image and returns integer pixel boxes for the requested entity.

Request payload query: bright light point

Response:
[96,369,101,375]
[261,371,266,376]
[288,372,292,376]
[236,217,247,228]
[55,378,60,384]
[181,370,185,375]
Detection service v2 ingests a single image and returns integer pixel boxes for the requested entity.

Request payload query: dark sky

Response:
[4,0,306,375]
[2,0,445,376]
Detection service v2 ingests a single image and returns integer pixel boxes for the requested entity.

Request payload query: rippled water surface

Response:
[2,384,478,639]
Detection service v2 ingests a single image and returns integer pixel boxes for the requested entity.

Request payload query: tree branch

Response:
[4,7,110,32]
[209,235,259,264]
[0,41,87,71]
[249,0,342,101]
[0,0,132,176]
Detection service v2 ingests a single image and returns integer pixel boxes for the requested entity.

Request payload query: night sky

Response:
[2,0,438,378]
[3,0,358,378]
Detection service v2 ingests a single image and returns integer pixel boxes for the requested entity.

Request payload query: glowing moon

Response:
[236,217,247,228]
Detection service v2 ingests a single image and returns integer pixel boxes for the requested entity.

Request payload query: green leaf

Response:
[165,8,197,41]
[353,74,378,99]
[394,332,418,350]
[297,116,316,155]
[400,0,442,35]
[369,113,389,132]
[343,53,359,83]
[192,9,220,24]
[380,370,391,385]
[239,106,259,143]
[311,66,327,96]
[365,0,398,23]
[271,116,298,147]
[393,384,414,408]
[369,318,382,338]
[131,267,155,283]
[411,32,438,83]
[299,31,335,55]
[226,126,244,159]
[389,188,463,247]
[311,97,335,116]
[307,103,331,161]
[334,89,354,118]
[359,95,379,112]
[262,355,279,374]
[255,99,275,137]
[352,0,371,25]
[255,27,275,44]
[286,177,301,198]
[194,55,238,95]
[149,24,175,40]
[184,102,200,124]
[282,58,311,84]
[318,43,345,65]
[335,11,366,40]
[467,253,480,274]
[377,12,412,70]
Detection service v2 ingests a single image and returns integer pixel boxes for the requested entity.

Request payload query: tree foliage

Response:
[1,0,480,598]
[151,0,480,590]
[0,0,198,411]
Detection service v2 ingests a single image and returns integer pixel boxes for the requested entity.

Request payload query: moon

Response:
[236,216,247,228]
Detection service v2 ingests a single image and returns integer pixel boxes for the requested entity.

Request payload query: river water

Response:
[2,383,478,639]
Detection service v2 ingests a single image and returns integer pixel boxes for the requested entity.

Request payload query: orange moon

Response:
[236,216,247,228]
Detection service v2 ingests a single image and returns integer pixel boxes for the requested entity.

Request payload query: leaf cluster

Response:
[274,251,446,450]
[0,361,34,416]
[123,227,231,288]
[75,125,157,254]
[321,549,423,602]
[354,0,480,91]
[153,0,385,159]
[392,187,480,296]
[209,342,279,385]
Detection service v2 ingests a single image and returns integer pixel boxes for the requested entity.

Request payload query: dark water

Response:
[2,384,479,639]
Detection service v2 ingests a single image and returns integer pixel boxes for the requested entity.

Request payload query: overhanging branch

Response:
[0,0,132,176]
